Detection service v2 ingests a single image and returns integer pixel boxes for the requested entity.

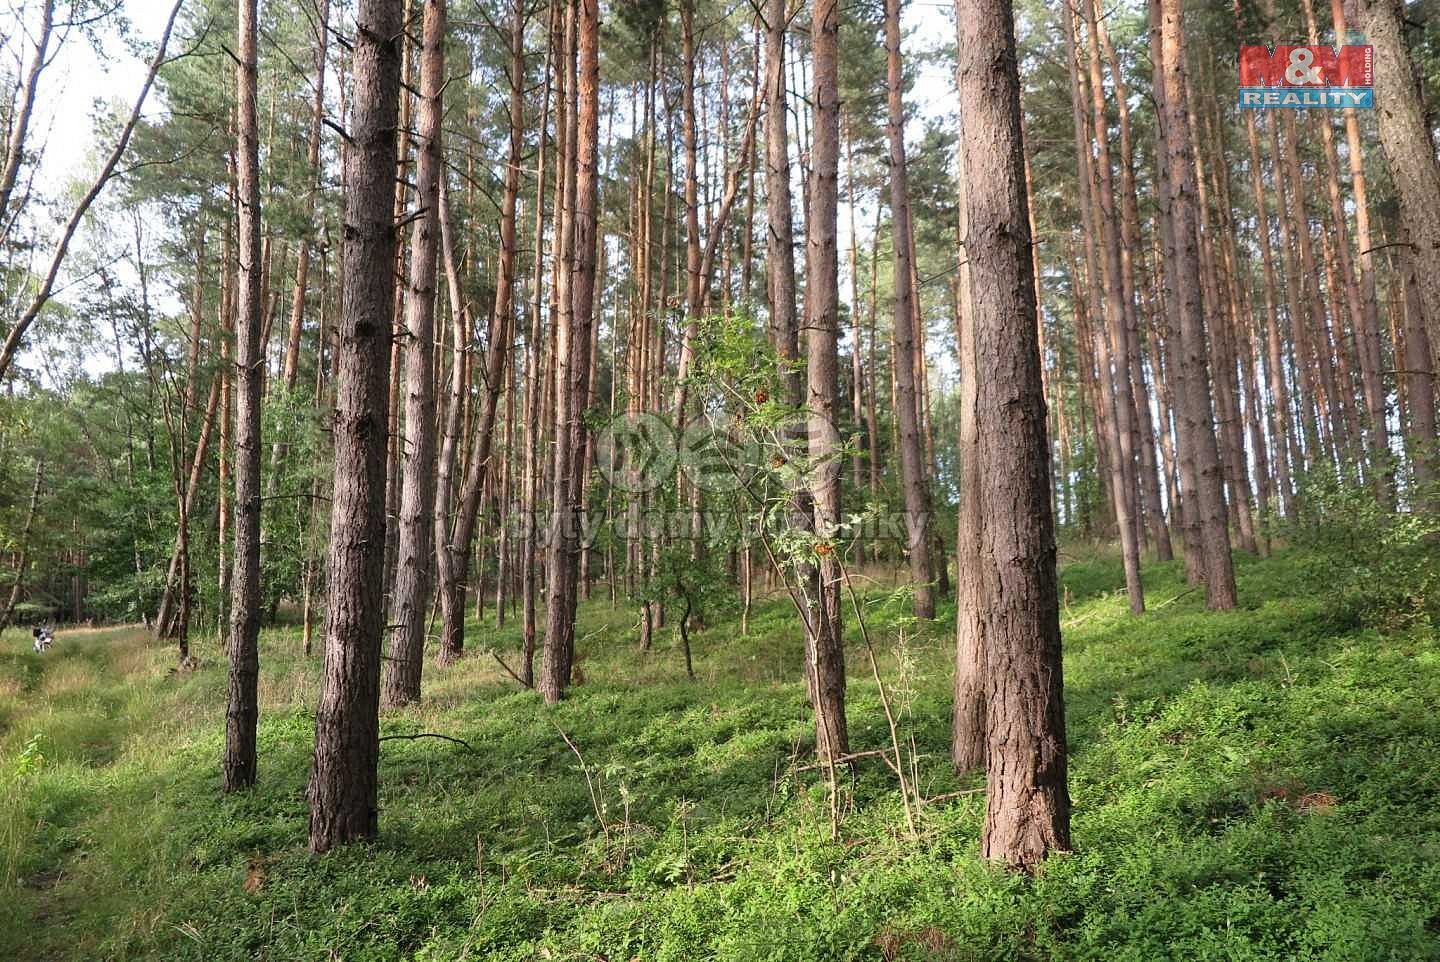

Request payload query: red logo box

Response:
[1238,45,1373,88]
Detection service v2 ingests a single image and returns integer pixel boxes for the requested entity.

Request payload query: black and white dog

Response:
[32,625,54,653]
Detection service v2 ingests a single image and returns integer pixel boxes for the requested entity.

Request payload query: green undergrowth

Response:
[1,550,1437,960]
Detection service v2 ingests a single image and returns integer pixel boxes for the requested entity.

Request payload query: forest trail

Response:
[3,551,1437,960]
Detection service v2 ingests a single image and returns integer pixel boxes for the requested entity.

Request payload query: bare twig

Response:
[490,650,533,688]
[553,722,610,841]
[1154,585,1201,609]
[836,553,919,837]
[379,732,480,754]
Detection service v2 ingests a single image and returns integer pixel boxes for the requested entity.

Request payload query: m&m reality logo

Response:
[1238,44,1373,108]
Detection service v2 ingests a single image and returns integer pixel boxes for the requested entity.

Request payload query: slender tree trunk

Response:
[0,0,54,234]
[0,458,44,634]
[540,0,600,704]
[382,28,415,607]
[223,0,264,794]
[382,0,446,708]
[1152,0,1236,609]
[1098,17,1172,560]
[803,0,849,761]
[270,0,331,481]
[216,212,235,637]
[957,0,1071,868]
[1267,114,1323,466]
[845,116,866,567]
[522,10,556,685]
[1191,99,1258,555]
[308,0,403,853]
[435,19,523,664]
[155,370,224,640]
[764,0,801,410]
[1330,0,1388,492]
[884,0,935,619]
[1401,243,1439,489]
[1268,31,1346,461]
[1241,107,1295,514]
[951,112,984,772]
[1070,0,1143,612]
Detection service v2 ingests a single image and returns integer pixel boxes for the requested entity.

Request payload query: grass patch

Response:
[1,551,1438,960]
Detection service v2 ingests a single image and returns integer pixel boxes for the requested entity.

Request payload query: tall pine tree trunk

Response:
[1362,0,1440,382]
[308,0,403,852]
[540,0,600,704]
[951,121,984,772]
[223,0,263,793]
[1152,0,1236,609]
[884,0,936,619]
[382,0,446,707]
[804,0,849,761]
[957,0,1071,868]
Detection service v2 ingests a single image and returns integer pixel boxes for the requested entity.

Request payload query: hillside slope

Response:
[2,552,1438,960]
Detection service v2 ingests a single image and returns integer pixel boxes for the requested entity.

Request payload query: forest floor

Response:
[1,550,1438,961]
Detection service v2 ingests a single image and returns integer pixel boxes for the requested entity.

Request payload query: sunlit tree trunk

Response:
[1330,0,1389,493]
[951,111,984,772]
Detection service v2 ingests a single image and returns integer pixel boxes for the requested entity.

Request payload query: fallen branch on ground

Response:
[378,732,481,754]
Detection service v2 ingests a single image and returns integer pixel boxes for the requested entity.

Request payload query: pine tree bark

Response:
[1152,0,1236,609]
[763,0,801,410]
[1400,242,1439,488]
[1241,108,1295,513]
[884,0,936,619]
[540,0,600,704]
[1098,15,1172,561]
[1361,0,1440,380]
[951,124,984,773]
[804,0,849,761]
[382,0,446,708]
[956,0,1071,868]
[1072,0,1143,611]
[223,0,263,793]
[1330,0,1389,492]
[308,0,403,852]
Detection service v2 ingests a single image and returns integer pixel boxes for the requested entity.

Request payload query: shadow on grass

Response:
[3,552,1438,960]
